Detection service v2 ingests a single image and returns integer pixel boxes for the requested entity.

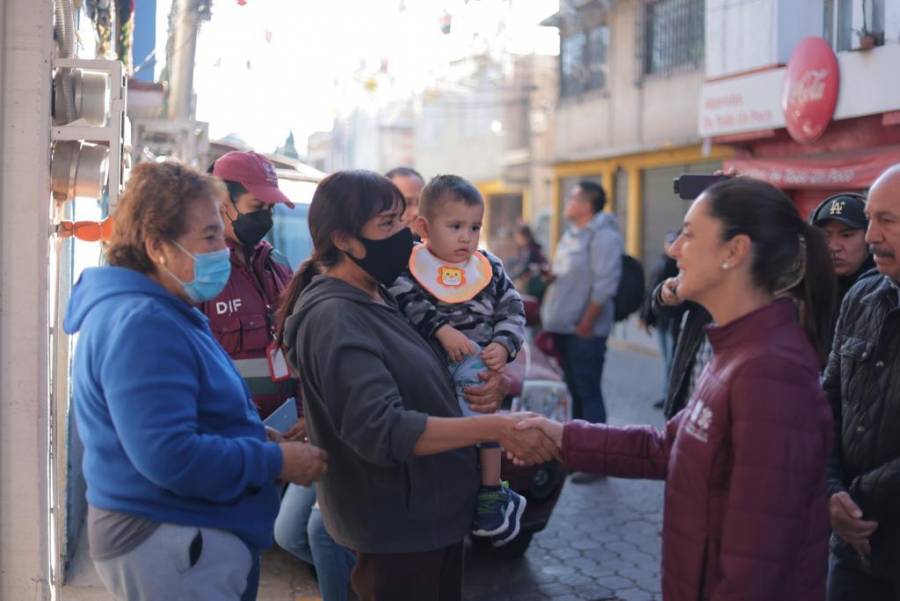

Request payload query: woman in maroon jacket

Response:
[515,178,837,601]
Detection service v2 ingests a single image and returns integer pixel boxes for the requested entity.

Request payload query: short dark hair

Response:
[385,166,424,182]
[577,181,606,213]
[207,160,248,203]
[222,180,248,204]
[419,174,484,219]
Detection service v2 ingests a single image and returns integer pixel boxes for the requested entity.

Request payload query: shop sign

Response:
[782,37,840,144]
[725,146,900,189]
[699,70,785,138]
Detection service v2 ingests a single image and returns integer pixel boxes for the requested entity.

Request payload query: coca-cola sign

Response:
[782,37,840,144]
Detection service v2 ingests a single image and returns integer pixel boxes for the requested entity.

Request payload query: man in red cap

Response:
[203,151,298,420]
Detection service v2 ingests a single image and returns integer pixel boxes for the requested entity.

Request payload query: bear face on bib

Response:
[409,244,492,304]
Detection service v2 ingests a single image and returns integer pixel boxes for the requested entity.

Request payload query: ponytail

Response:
[796,222,838,365]
[276,254,322,348]
[704,177,838,366]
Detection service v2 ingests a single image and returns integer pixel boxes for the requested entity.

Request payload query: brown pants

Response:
[351,542,464,601]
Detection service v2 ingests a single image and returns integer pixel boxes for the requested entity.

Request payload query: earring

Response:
[721,262,730,270]
[160,257,166,265]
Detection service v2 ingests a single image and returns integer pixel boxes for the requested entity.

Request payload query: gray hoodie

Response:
[541,211,624,338]
[283,275,479,554]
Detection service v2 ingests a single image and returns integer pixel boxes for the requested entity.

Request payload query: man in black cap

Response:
[809,192,875,303]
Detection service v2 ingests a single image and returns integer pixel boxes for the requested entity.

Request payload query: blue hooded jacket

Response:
[64,266,283,550]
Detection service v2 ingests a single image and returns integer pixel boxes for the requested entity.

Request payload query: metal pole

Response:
[167,0,199,120]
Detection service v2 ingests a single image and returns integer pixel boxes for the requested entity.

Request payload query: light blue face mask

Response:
[163,241,232,303]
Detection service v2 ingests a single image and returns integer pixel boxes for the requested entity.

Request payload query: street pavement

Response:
[462,344,666,601]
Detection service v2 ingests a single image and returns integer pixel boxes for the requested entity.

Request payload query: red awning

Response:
[725,145,900,189]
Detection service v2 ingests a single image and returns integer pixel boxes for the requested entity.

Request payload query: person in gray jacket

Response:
[541,181,624,426]
[276,170,558,601]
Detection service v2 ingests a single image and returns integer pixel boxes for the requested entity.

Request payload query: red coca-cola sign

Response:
[782,37,840,144]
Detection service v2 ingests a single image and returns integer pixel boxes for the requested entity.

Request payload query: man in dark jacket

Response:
[809,192,875,303]
[640,231,684,408]
[825,164,900,600]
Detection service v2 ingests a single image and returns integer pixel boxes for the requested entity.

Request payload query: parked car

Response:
[267,168,321,269]
[269,175,569,559]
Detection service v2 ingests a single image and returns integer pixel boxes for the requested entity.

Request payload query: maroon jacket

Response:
[200,240,294,418]
[563,299,831,601]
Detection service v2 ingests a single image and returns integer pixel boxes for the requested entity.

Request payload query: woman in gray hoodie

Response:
[275,170,557,601]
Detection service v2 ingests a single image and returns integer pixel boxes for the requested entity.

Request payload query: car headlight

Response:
[511,380,571,422]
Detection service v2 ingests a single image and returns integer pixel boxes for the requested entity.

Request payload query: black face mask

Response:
[349,227,414,286]
[232,207,274,248]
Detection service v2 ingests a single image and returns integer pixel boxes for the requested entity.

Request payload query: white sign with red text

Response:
[699,70,786,138]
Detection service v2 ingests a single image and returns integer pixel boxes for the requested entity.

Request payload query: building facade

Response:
[416,53,557,257]
[699,0,900,219]
[544,0,732,261]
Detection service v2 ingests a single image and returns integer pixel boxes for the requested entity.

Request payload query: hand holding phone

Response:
[673,174,731,200]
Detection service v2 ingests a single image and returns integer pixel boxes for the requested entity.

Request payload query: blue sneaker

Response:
[491,486,527,547]
[472,484,512,537]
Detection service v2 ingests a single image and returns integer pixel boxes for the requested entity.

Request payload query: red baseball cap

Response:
[212,151,295,208]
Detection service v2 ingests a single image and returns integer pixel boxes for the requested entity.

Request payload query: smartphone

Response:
[263,397,299,434]
[673,174,731,200]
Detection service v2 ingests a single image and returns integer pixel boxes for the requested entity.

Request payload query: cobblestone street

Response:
[462,344,666,601]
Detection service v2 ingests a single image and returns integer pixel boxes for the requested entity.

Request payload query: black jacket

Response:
[837,255,876,304]
[640,254,682,331]
[649,282,712,419]
[824,271,900,580]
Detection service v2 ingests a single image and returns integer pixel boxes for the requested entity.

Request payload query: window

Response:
[560,24,609,97]
[587,26,609,90]
[643,0,704,76]
[823,0,884,51]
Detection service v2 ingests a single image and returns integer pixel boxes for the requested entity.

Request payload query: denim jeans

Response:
[553,334,608,423]
[656,326,676,397]
[273,484,356,601]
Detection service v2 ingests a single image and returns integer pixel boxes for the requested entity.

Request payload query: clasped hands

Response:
[496,414,565,466]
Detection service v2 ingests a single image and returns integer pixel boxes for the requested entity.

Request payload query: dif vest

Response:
[200,240,295,419]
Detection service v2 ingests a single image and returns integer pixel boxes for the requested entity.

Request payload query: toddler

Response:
[391,174,527,547]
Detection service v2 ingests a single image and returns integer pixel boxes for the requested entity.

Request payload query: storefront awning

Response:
[725,145,900,190]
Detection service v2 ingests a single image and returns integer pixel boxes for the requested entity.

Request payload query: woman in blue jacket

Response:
[64,161,328,601]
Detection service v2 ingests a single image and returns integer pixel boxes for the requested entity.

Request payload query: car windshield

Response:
[267,177,318,270]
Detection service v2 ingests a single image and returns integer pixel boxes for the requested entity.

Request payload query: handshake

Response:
[496,413,566,466]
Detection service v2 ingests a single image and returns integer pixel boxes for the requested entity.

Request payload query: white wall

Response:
[888,1,900,42]
[708,0,900,80]
[706,0,780,78]
[0,0,52,598]
[706,0,829,79]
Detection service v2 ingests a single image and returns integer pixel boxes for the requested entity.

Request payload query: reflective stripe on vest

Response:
[233,358,297,396]
[233,357,271,379]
